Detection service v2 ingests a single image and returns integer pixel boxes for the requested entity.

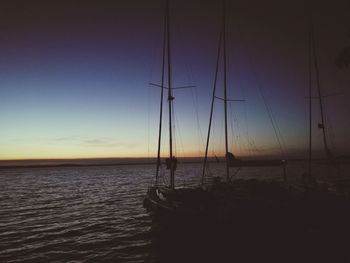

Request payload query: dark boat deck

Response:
[146,179,350,263]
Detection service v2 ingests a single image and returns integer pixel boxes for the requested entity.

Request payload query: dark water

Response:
[0,162,349,262]
[0,165,155,262]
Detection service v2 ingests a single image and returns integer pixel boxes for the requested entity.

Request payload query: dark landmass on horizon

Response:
[0,157,204,169]
[0,155,349,169]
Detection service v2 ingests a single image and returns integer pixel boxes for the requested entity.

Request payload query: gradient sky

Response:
[0,0,349,160]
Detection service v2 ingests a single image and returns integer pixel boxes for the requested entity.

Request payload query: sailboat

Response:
[289,5,349,196]
[142,4,350,261]
[143,0,206,214]
[312,46,350,195]
[201,0,286,186]
[144,0,288,216]
[296,5,343,191]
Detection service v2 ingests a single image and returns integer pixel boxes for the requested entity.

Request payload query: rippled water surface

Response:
[0,165,157,263]
[0,162,348,262]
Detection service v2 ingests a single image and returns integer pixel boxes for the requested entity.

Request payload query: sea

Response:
[0,161,349,262]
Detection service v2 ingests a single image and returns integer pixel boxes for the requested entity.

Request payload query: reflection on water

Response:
[0,165,154,262]
[0,162,349,262]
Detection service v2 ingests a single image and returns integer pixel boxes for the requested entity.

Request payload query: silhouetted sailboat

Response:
[143,0,205,214]
[142,4,350,261]
[290,5,348,196]
[201,0,286,186]
[306,10,350,195]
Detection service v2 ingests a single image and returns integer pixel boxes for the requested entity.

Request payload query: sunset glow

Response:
[0,0,349,160]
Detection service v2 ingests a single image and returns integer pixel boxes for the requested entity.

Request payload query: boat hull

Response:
[143,186,209,217]
[143,187,176,214]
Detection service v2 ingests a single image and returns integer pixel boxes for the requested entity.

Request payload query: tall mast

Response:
[307,3,312,175]
[310,12,331,159]
[202,30,222,184]
[155,3,167,186]
[223,0,230,181]
[166,0,175,189]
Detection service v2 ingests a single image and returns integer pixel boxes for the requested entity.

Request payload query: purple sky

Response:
[0,0,349,160]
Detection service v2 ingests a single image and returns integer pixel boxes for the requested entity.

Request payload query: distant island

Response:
[1,155,349,169]
[0,157,201,169]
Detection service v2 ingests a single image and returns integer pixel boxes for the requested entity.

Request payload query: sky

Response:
[0,0,349,160]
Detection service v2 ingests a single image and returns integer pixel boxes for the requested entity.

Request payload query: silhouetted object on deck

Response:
[225,151,236,162]
[165,157,177,171]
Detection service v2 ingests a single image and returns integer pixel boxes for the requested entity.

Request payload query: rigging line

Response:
[173,104,186,158]
[189,85,205,156]
[149,83,196,89]
[169,0,193,86]
[226,22,232,155]
[234,16,287,158]
[255,75,285,156]
[252,65,287,156]
[307,2,312,175]
[248,52,286,157]
[226,37,250,156]
[161,1,204,158]
[202,27,223,184]
[155,3,167,187]
[210,106,218,157]
[223,0,230,182]
[169,0,204,157]
[228,101,235,152]
[267,95,287,155]
[148,6,165,173]
[166,0,175,189]
[242,103,253,157]
[325,111,337,152]
[310,14,331,159]
[167,0,204,158]
[231,103,244,156]
[147,9,164,89]
[225,33,239,155]
[214,96,245,102]
[233,53,253,156]
[147,74,151,161]
[236,109,243,155]
[185,57,206,155]
[172,2,200,101]
[219,117,224,155]
[172,100,178,157]
[167,0,204,157]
